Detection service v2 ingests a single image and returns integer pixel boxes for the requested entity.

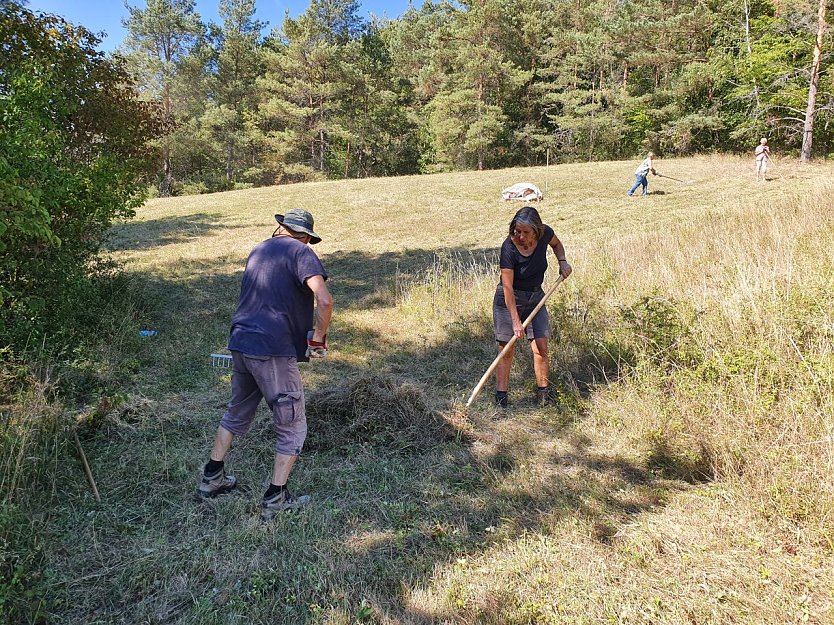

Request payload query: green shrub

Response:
[0,2,158,360]
[620,295,700,368]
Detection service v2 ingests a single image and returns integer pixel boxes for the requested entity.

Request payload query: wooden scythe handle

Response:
[465,275,565,407]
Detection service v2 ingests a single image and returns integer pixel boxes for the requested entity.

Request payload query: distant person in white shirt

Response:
[754,138,770,181]
[627,152,657,197]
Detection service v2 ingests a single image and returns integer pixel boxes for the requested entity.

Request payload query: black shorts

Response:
[492,285,551,343]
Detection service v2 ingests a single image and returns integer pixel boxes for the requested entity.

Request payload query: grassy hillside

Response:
[6,155,834,623]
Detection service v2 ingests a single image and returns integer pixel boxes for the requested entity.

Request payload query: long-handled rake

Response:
[656,173,693,184]
[465,275,565,407]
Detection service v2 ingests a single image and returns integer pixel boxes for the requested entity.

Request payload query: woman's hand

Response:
[512,318,525,338]
[558,259,572,279]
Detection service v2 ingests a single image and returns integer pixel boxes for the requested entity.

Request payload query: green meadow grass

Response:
[5,155,834,623]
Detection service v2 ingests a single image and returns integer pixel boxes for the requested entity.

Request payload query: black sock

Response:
[205,459,224,476]
[495,391,508,407]
[537,386,550,392]
[264,483,286,498]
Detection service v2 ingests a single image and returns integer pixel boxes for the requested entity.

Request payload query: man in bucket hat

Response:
[197,208,333,521]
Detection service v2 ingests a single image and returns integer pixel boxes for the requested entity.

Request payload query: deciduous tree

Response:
[0,2,157,344]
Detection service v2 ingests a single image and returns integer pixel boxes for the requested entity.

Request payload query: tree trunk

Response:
[800,0,827,162]
[319,128,326,173]
[744,1,762,110]
[309,92,316,171]
[160,86,174,197]
[477,78,484,171]
[161,142,173,197]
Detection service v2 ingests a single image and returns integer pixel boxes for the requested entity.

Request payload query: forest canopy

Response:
[115,0,834,196]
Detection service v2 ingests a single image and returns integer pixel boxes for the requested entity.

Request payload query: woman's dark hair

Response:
[509,206,545,240]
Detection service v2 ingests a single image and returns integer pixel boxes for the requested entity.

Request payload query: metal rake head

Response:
[210,353,233,368]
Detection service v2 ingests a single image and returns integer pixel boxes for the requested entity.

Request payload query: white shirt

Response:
[635,157,654,176]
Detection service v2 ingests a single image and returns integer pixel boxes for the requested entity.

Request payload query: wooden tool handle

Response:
[465,275,564,407]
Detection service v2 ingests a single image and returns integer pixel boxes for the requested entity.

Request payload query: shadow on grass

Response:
[323,247,498,311]
[106,213,249,252]
[40,244,695,624]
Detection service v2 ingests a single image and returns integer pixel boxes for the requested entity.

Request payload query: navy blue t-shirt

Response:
[228,236,327,361]
[499,224,554,291]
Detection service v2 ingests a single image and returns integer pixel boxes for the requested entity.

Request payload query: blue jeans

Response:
[627,174,648,196]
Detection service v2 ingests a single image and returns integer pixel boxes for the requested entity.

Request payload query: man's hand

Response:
[306,331,328,358]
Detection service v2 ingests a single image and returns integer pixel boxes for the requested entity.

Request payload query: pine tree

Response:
[121,0,204,195]
[534,0,632,160]
[335,27,421,177]
[205,0,266,186]
[427,0,530,170]
[257,0,365,182]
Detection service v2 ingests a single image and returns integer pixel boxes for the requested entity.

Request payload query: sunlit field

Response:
[8,155,834,623]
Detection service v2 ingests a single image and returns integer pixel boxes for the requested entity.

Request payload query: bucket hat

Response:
[274,209,321,244]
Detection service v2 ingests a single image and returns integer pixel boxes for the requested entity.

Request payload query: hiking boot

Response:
[536,386,555,407]
[494,391,508,409]
[198,466,237,499]
[261,488,311,521]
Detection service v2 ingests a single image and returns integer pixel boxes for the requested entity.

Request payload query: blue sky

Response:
[25,0,416,51]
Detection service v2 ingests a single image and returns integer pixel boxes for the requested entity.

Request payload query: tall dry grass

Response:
[367,176,834,543]
[392,173,834,624]
[581,178,834,544]
[322,169,834,549]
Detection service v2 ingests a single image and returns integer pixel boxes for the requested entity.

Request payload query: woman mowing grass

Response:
[493,206,572,408]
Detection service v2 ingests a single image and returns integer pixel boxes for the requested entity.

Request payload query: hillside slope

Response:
[41,156,834,623]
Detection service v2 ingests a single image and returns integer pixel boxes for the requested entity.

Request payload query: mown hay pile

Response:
[306,373,458,451]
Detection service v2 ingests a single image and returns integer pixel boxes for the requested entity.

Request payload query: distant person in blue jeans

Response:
[627,152,657,196]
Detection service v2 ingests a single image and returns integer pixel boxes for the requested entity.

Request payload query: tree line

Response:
[120,0,833,196]
[0,0,830,363]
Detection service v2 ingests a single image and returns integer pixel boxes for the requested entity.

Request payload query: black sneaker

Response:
[198,466,237,499]
[261,489,311,521]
